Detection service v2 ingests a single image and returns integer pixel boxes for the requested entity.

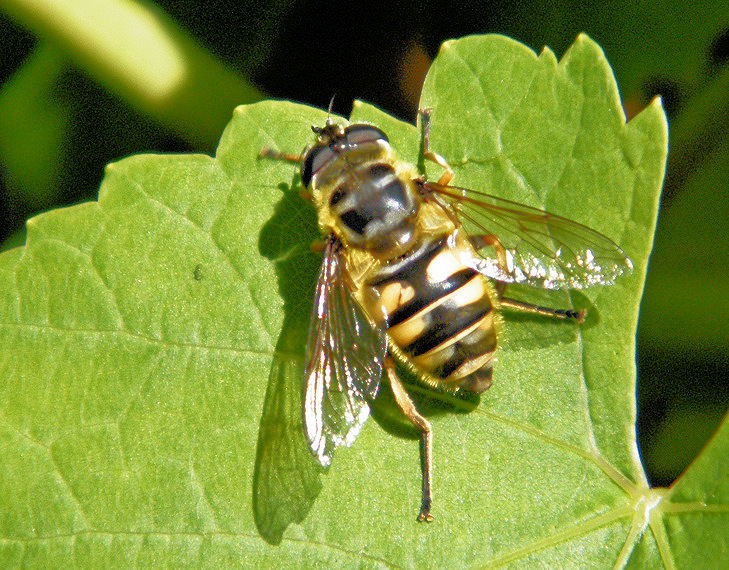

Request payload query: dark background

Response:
[1,0,728,487]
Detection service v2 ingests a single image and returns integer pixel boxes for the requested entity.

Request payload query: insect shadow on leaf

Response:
[253,184,323,545]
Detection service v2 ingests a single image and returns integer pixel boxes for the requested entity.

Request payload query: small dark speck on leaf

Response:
[194,264,204,281]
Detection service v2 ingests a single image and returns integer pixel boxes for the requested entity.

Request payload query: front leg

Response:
[419,108,454,186]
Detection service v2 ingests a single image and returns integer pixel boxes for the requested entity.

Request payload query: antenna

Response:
[326,95,336,126]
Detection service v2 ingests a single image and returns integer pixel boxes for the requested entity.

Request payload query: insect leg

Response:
[420,108,454,186]
[469,233,585,319]
[309,239,327,252]
[258,148,302,163]
[499,297,586,323]
[385,357,434,522]
[258,146,314,201]
[467,233,510,295]
[469,233,585,320]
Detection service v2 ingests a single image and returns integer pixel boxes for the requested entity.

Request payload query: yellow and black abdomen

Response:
[362,234,500,394]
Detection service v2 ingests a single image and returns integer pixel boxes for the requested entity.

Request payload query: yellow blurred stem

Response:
[1,0,263,148]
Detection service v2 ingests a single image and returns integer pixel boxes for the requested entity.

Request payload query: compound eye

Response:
[301,145,336,188]
[344,124,389,146]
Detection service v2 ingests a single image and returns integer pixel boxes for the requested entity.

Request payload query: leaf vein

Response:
[0,322,274,358]
[478,407,637,493]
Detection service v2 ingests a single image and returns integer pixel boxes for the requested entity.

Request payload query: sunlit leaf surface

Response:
[2,35,718,568]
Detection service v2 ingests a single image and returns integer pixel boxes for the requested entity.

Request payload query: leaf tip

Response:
[574,32,600,50]
[644,95,670,141]
[538,44,558,65]
[568,32,604,60]
[439,39,455,54]
[647,95,665,112]
[627,94,669,137]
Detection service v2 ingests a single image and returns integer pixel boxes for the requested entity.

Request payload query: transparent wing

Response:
[253,348,322,544]
[423,181,633,290]
[304,238,388,467]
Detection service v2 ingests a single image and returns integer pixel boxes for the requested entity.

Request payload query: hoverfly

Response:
[261,108,632,521]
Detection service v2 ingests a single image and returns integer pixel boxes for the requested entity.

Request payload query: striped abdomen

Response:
[363,235,499,393]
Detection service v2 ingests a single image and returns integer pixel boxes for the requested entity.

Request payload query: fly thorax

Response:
[328,162,420,258]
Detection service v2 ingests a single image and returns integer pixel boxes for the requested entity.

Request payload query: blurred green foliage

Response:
[0,0,727,490]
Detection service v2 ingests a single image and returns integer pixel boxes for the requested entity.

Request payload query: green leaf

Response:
[5,33,721,567]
